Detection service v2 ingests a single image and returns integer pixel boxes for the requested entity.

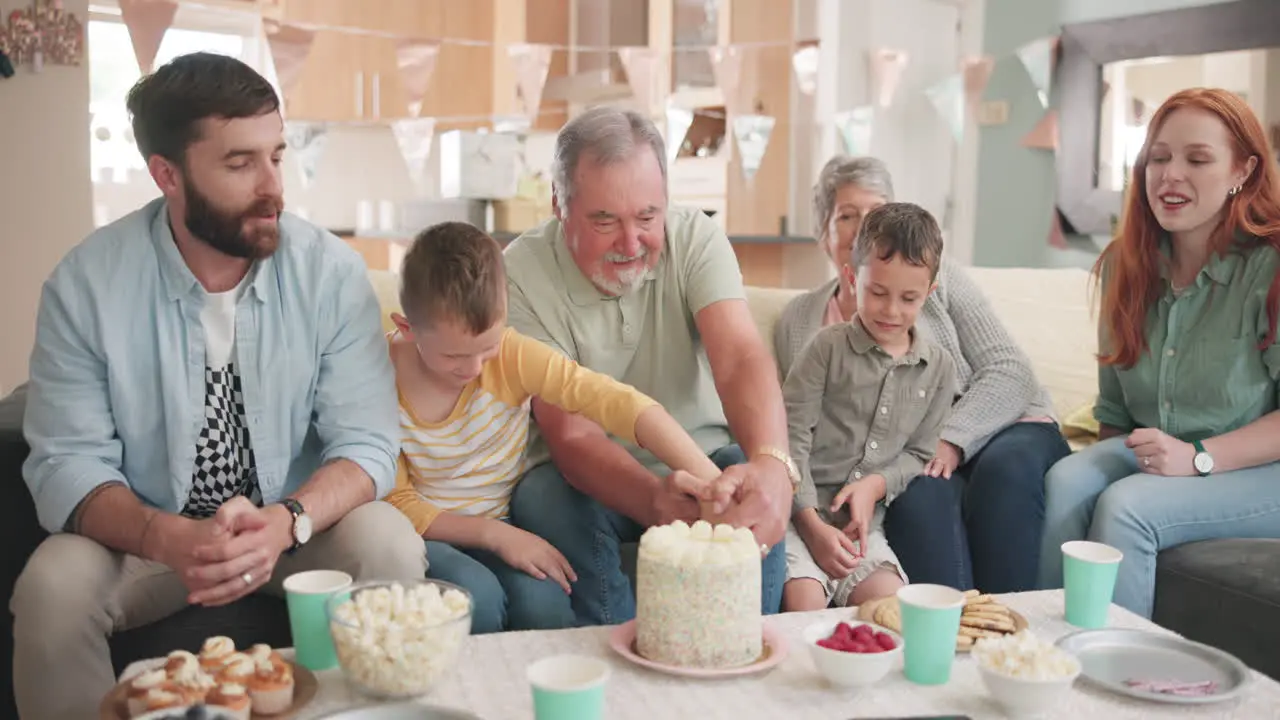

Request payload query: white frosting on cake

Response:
[635,520,763,669]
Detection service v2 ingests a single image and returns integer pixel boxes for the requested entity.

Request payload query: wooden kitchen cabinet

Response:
[723,0,793,237]
[277,0,403,34]
[276,0,492,41]
[283,31,408,122]
[270,0,571,129]
[360,37,411,121]
[648,0,794,236]
[283,30,363,122]
[275,0,497,124]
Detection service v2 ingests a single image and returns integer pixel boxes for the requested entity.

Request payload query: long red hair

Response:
[1095,87,1280,368]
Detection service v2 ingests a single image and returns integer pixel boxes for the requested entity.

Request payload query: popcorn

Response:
[972,630,1081,681]
[329,581,472,697]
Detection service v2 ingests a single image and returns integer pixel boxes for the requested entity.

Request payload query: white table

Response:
[123,590,1280,719]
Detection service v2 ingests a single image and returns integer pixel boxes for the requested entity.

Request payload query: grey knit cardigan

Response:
[772,258,1057,460]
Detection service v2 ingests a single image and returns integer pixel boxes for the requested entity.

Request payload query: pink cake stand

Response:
[608,620,789,678]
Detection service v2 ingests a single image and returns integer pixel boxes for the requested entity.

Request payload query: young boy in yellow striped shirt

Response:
[384,221,722,633]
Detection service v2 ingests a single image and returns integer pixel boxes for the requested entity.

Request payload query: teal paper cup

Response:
[284,569,352,671]
[897,584,966,685]
[1062,540,1123,629]
[527,654,610,720]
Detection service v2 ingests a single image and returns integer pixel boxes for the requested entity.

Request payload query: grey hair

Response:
[811,155,895,236]
[552,106,668,210]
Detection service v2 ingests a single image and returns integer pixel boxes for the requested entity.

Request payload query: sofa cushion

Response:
[1154,539,1280,679]
[368,269,402,334]
[964,266,1097,423]
[0,383,26,441]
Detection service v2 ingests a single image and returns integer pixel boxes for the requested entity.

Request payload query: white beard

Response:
[591,264,649,296]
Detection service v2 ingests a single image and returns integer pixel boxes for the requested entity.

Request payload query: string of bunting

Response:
[836,33,1062,246]
[89,0,1067,244]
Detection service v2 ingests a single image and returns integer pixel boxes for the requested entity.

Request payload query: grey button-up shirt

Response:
[784,318,957,527]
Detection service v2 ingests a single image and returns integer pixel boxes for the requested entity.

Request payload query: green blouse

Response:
[1094,239,1280,442]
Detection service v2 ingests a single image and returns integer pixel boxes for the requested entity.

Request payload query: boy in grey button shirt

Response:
[782,203,957,612]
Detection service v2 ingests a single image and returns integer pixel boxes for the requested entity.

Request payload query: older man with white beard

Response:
[504,107,797,627]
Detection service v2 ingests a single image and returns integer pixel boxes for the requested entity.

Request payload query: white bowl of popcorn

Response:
[972,630,1082,717]
[326,579,473,699]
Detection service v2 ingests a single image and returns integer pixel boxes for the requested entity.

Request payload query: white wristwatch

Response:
[1192,440,1214,476]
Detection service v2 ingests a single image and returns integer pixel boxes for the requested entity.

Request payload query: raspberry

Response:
[820,622,897,653]
[874,632,897,651]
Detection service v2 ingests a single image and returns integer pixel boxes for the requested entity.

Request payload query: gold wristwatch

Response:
[756,446,800,495]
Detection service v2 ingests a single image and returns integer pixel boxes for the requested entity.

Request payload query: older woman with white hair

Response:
[774,155,1071,593]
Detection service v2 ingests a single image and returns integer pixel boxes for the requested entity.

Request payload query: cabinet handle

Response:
[355,72,364,118]
[372,72,381,120]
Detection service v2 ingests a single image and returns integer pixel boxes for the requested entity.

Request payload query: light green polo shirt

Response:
[504,206,745,472]
[1094,238,1280,441]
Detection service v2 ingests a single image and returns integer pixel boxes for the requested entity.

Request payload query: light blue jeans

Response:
[1038,436,1280,618]
[424,539,575,634]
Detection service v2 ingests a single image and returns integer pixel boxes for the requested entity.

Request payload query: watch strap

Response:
[756,446,800,495]
[1192,440,1211,476]
[278,498,306,553]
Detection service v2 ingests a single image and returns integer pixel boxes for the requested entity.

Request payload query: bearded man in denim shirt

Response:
[12,53,425,719]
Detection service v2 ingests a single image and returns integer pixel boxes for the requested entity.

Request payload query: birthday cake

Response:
[634,520,762,668]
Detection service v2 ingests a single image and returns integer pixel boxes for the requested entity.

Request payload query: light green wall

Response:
[973,0,1240,268]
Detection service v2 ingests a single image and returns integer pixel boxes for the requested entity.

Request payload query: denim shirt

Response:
[23,198,399,533]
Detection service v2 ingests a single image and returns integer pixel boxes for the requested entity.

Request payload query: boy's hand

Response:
[491,524,577,594]
[650,470,708,526]
[798,521,860,580]
[831,475,885,558]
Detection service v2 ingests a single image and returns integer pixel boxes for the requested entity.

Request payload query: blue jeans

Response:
[1038,436,1280,618]
[509,444,786,626]
[424,540,575,633]
[885,421,1071,592]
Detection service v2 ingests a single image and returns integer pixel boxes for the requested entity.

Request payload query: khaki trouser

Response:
[11,501,427,720]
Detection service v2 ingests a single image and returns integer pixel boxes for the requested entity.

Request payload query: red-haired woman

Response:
[1039,88,1280,618]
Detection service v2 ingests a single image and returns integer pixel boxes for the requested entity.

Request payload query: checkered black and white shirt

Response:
[181,283,260,518]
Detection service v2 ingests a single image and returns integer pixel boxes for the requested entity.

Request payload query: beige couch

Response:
[367,265,1101,445]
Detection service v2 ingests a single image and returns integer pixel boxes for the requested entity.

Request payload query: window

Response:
[88,1,269,183]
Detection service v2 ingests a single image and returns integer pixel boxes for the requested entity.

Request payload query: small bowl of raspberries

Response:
[802,619,903,688]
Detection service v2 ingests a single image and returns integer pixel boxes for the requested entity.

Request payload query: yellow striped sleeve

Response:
[488,328,658,444]
[383,454,443,535]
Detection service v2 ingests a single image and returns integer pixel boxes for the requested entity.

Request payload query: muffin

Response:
[205,682,252,720]
[199,636,236,673]
[125,669,172,718]
[169,660,215,705]
[248,643,285,666]
[140,687,186,715]
[246,656,294,715]
[216,653,255,685]
[163,650,199,677]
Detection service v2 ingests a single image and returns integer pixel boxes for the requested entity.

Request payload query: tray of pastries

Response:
[857,589,1028,652]
[100,637,317,719]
